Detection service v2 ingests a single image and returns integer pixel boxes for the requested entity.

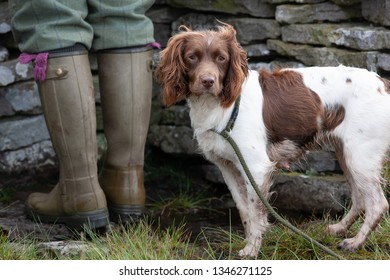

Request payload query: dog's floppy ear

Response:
[218,24,249,108]
[155,27,192,107]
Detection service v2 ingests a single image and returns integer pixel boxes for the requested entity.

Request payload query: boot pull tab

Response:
[45,66,69,80]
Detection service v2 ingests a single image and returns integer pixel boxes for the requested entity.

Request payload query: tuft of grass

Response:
[84,219,196,260]
[0,233,40,260]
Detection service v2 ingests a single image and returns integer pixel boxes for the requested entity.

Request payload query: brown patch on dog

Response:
[260,69,324,146]
[323,104,345,131]
[346,78,352,83]
[379,77,390,94]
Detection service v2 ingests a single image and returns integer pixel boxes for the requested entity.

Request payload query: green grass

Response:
[1,213,389,260]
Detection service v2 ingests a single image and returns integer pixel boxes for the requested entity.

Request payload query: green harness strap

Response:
[210,96,345,260]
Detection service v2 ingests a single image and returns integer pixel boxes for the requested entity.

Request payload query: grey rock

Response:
[0,59,34,86]
[328,26,390,50]
[267,39,378,71]
[172,13,218,32]
[283,23,390,51]
[160,105,191,126]
[0,65,14,86]
[167,0,275,18]
[198,164,349,214]
[0,46,9,62]
[330,0,361,4]
[249,62,273,71]
[0,92,13,117]
[3,81,41,114]
[148,125,198,154]
[276,2,361,24]
[172,14,281,44]
[147,6,187,24]
[271,173,350,214]
[292,150,341,173]
[0,22,11,34]
[37,241,93,259]
[0,140,55,173]
[244,44,272,58]
[378,53,390,71]
[270,60,307,69]
[228,18,281,44]
[0,115,50,152]
[362,0,390,27]
[281,23,355,47]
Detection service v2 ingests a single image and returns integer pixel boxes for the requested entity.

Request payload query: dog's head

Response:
[155,24,248,108]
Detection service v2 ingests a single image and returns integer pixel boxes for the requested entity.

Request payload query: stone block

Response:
[292,150,341,173]
[0,92,13,117]
[147,6,186,24]
[328,26,390,50]
[0,59,34,86]
[160,105,191,126]
[282,23,390,51]
[330,0,361,4]
[0,115,49,152]
[244,44,273,58]
[3,81,41,114]
[378,53,390,72]
[167,0,275,18]
[173,14,280,44]
[148,125,198,154]
[362,0,390,26]
[267,39,378,71]
[275,2,361,24]
[0,140,55,173]
[281,23,353,47]
[271,173,350,214]
[197,165,350,214]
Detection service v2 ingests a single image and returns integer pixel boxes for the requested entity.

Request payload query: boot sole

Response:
[25,207,109,230]
[108,204,145,223]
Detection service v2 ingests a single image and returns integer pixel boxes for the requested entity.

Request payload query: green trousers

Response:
[9,0,155,53]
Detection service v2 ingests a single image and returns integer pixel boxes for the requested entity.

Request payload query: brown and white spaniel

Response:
[155,24,390,257]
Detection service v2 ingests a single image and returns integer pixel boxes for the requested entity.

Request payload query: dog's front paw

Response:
[238,245,258,258]
[328,223,347,237]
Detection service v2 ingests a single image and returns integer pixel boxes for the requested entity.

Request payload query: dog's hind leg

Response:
[328,140,362,237]
[329,138,389,251]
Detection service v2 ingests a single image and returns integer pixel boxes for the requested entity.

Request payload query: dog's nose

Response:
[201,76,215,89]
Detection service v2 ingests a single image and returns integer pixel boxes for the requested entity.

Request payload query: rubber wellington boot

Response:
[97,46,153,223]
[25,47,109,229]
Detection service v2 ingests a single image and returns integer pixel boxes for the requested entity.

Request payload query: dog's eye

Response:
[217,55,226,62]
[187,54,197,62]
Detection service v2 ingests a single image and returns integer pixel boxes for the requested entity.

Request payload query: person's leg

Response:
[88,0,155,222]
[9,0,108,229]
[98,47,153,222]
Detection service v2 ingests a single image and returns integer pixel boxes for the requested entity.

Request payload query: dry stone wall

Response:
[1,0,389,205]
